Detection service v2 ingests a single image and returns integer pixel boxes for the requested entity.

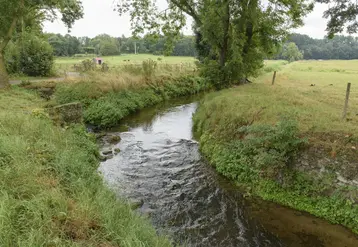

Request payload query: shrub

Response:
[19,33,54,76]
[142,59,157,81]
[80,59,96,72]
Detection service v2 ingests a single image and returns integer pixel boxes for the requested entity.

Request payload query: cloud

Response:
[293,3,328,38]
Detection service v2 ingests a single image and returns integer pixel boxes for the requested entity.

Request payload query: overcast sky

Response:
[43,0,331,39]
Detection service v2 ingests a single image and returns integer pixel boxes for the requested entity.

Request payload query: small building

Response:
[93,57,103,65]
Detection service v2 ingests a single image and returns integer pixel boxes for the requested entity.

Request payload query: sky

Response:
[43,0,331,39]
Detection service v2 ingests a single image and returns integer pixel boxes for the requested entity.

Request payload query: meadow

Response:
[55,54,196,73]
[193,59,358,233]
[258,60,358,134]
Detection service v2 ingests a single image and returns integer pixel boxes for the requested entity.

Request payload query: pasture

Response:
[247,60,358,135]
[56,54,196,72]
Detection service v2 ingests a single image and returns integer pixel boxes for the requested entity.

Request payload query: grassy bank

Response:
[54,75,210,128]
[193,60,358,233]
[0,88,173,246]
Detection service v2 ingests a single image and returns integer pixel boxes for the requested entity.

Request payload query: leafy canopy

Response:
[116,0,313,86]
[316,0,358,38]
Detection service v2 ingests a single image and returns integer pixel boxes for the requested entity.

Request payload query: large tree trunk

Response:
[219,1,230,85]
[0,52,9,88]
[0,16,19,89]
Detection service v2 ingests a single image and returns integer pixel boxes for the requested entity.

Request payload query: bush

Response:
[18,33,54,76]
[142,59,157,81]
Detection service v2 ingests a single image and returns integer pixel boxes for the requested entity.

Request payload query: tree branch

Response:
[170,0,201,24]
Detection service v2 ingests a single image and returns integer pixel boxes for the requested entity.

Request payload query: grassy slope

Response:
[0,88,172,246]
[54,75,210,128]
[193,60,358,233]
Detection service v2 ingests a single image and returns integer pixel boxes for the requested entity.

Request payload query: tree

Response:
[99,40,120,56]
[316,0,358,38]
[0,0,83,88]
[281,42,303,62]
[116,0,312,87]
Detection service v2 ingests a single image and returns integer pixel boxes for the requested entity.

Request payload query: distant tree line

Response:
[45,33,197,57]
[277,33,358,60]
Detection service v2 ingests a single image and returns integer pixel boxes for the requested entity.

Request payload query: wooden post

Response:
[271,71,277,85]
[342,82,351,120]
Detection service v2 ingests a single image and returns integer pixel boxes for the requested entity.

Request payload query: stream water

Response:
[99,96,358,247]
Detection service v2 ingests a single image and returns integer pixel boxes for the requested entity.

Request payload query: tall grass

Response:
[55,75,210,127]
[0,88,173,246]
[193,60,358,233]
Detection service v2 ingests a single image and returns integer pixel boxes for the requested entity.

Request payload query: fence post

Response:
[271,71,277,85]
[342,82,351,120]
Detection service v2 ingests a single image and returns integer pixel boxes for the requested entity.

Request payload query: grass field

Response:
[193,59,358,233]
[256,60,358,134]
[56,54,196,70]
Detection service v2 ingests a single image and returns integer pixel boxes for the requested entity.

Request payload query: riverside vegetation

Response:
[0,57,212,246]
[193,60,358,233]
[0,88,173,246]
[53,59,210,128]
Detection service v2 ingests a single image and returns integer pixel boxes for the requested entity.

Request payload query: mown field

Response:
[56,54,196,72]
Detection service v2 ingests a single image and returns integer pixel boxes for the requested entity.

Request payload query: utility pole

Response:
[134,42,137,54]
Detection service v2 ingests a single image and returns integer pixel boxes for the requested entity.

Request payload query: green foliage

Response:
[196,118,305,181]
[280,33,358,60]
[0,88,172,246]
[99,40,120,56]
[316,0,358,38]
[142,59,157,80]
[55,80,104,105]
[116,0,313,86]
[18,33,54,76]
[5,32,55,76]
[55,76,210,127]
[47,33,81,56]
[193,87,358,233]
[280,42,303,62]
[80,58,96,72]
[4,41,20,74]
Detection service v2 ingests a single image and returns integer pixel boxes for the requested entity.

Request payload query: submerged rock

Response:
[129,199,144,209]
[109,135,121,144]
[102,149,113,155]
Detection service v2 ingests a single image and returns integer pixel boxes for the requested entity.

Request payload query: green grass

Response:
[193,59,358,233]
[56,54,196,72]
[0,87,173,246]
[56,54,196,65]
[55,76,211,128]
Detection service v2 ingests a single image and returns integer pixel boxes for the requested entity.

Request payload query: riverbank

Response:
[193,60,358,233]
[0,87,173,246]
[52,75,210,128]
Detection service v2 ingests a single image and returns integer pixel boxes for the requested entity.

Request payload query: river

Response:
[98,96,358,247]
